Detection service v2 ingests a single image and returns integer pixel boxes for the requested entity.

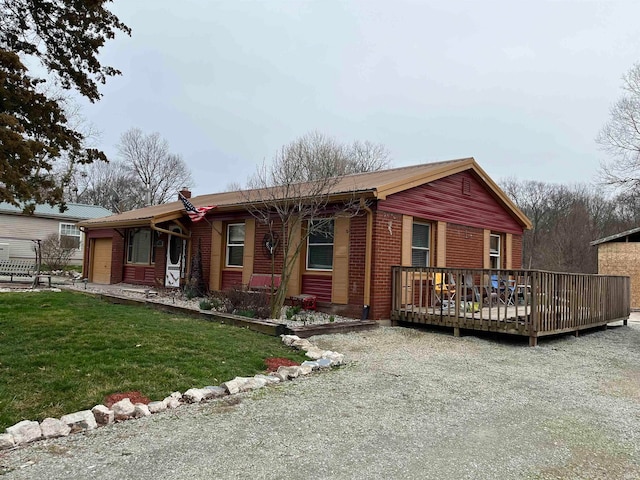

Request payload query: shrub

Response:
[285,305,302,320]
[224,286,271,319]
[199,299,213,310]
[40,233,77,271]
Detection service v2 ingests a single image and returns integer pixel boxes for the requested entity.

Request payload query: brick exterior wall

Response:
[190,221,213,288]
[348,213,367,307]
[370,210,402,320]
[445,223,484,269]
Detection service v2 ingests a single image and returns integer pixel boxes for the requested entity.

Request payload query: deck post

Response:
[453,327,461,337]
[529,335,537,347]
[574,330,579,337]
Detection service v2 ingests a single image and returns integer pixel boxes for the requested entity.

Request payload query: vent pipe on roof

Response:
[179,188,191,200]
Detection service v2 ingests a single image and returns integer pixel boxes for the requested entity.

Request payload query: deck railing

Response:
[391,266,630,345]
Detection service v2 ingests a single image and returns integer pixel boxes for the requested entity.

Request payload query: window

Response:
[490,234,501,269]
[59,223,81,249]
[127,228,159,264]
[307,219,334,270]
[226,223,245,267]
[411,222,431,267]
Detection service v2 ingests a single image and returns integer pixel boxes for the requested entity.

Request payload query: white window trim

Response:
[411,222,431,267]
[306,219,334,272]
[490,233,501,269]
[59,222,81,249]
[225,223,245,268]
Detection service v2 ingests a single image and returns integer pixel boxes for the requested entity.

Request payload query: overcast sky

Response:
[78,0,640,197]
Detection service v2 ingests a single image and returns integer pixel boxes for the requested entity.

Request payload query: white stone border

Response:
[0,335,344,450]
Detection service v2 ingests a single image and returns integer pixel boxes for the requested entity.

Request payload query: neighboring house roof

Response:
[79,157,533,230]
[590,227,640,246]
[0,202,113,221]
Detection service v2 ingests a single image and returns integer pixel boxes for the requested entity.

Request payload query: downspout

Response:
[361,199,373,317]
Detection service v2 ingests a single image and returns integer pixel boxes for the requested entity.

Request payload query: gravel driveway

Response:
[2,317,640,479]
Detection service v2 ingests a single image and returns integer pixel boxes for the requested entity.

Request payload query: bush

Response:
[285,305,302,320]
[199,299,213,310]
[224,286,271,319]
[40,233,77,271]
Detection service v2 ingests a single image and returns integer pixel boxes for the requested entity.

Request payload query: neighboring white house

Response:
[0,202,112,266]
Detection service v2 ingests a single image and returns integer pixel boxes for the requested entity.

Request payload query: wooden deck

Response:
[391,267,630,346]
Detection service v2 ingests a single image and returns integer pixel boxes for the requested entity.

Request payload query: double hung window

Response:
[307,220,334,271]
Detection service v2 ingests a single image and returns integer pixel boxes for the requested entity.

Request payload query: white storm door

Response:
[165,227,184,287]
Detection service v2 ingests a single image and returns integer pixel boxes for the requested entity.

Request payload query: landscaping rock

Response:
[281,335,300,346]
[299,363,314,375]
[243,377,268,391]
[315,358,332,369]
[60,410,97,432]
[40,418,71,439]
[322,351,345,366]
[254,374,280,384]
[301,360,320,370]
[182,388,206,403]
[147,401,167,414]
[91,405,115,426]
[111,398,136,420]
[291,338,313,350]
[305,347,325,360]
[0,433,14,450]
[275,365,303,381]
[134,404,151,418]
[203,386,227,398]
[221,377,250,394]
[6,420,41,445]
[163,395,181,409]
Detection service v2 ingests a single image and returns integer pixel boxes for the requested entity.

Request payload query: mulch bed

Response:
[264,357,299,372]
[104,391,151,408]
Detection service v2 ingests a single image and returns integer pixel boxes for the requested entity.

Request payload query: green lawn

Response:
[0,291,306,429]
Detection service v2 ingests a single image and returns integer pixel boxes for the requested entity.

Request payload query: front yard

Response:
[0,290,306,429]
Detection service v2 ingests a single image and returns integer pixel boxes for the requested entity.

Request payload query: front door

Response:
[165,227,184,287]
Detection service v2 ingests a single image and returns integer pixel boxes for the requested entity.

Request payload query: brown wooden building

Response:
[79,158,532,321]
[592,227,640,310]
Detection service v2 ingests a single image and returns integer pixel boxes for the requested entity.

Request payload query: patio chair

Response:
[490,275,516,305]
[433,272,455,307]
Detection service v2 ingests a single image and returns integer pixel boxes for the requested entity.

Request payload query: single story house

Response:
[591,227,640,310]
[78,158,532,320]
[0,202,113,266]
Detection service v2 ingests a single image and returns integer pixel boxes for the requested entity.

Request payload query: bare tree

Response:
[75,161,144,213]
[501,177,632,273]
[272,131,391,183]
[597,63,640,191]
[117,128,193,205]
[243,133,384,317]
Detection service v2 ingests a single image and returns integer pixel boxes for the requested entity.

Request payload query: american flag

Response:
[179,193,215,222]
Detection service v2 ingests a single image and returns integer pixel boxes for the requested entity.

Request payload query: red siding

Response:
[302,274,332,302]
[379,171,524,235]
[111,232,124,284]
[221,270,243,290]
[123,265,155,285]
